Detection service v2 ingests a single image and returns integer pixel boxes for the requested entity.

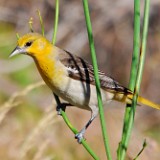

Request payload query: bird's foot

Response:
[56,103,66,115]
[75,128,86,143]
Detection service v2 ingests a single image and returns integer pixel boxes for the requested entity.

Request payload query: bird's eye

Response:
[25,41,33,47]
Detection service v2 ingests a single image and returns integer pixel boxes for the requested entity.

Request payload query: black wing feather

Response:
[60,50,131,94]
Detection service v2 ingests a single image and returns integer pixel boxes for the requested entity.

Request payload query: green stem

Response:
[51,1,99,159]
[133,139,147,160]
[53,94,99,159]
[117,1,140,158]
[61,110,99,160]
[52,0,59,45]
[136,0,150,91]
[117,0,150,159]
[16,33,20,39]
[82,0,112,159]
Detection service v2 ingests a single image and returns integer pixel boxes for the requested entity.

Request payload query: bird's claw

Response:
[56,103,66,115]
[56,107,62,115]
[75,128,86,143]
[75,133,85,143]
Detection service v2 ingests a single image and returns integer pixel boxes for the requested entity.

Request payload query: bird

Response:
[10,33,160,143]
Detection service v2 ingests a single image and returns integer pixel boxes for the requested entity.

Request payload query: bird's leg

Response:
[75,115,95,143]
[53,93,73,115]
[75,107,99,143]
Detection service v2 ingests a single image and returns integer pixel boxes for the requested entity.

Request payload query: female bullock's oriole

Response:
[10,33,160,142]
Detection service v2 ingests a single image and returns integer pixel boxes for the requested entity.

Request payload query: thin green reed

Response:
[82,0,112,159]
[52,0,59,44]
[117,1,140,158]
[51,0,99,159]
[117,0,150,159]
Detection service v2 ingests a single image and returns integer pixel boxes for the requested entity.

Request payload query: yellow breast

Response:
[34,54,67,90]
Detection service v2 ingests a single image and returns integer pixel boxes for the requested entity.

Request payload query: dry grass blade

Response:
[19,102,60,160]
[0,81,45,124]
[33,139,54,160]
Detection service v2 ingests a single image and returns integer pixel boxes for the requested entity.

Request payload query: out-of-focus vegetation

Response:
[0,0,160,160]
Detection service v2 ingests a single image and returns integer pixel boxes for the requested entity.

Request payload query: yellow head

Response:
[10,33,52,58]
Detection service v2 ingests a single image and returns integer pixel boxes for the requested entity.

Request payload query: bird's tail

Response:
[127,94,160,110]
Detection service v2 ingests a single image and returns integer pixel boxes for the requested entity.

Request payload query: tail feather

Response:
[127,94,160,110]
[137,96,160,110]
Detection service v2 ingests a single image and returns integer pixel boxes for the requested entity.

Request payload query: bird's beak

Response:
[9,46,26,58]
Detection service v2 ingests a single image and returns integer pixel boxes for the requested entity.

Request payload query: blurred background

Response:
[0,0,160,159]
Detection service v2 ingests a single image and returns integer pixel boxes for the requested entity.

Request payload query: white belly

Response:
[51,76,114,110]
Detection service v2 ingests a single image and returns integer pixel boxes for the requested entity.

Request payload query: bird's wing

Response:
[59,50,132,94]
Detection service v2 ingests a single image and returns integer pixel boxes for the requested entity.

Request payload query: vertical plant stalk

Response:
[117,1,140,158]
[29,17,34,32]
[51,0,99,159]
[117,0,150,159]
[52,0,59,45]
[37,10,45,36]
[82,0,112,159]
